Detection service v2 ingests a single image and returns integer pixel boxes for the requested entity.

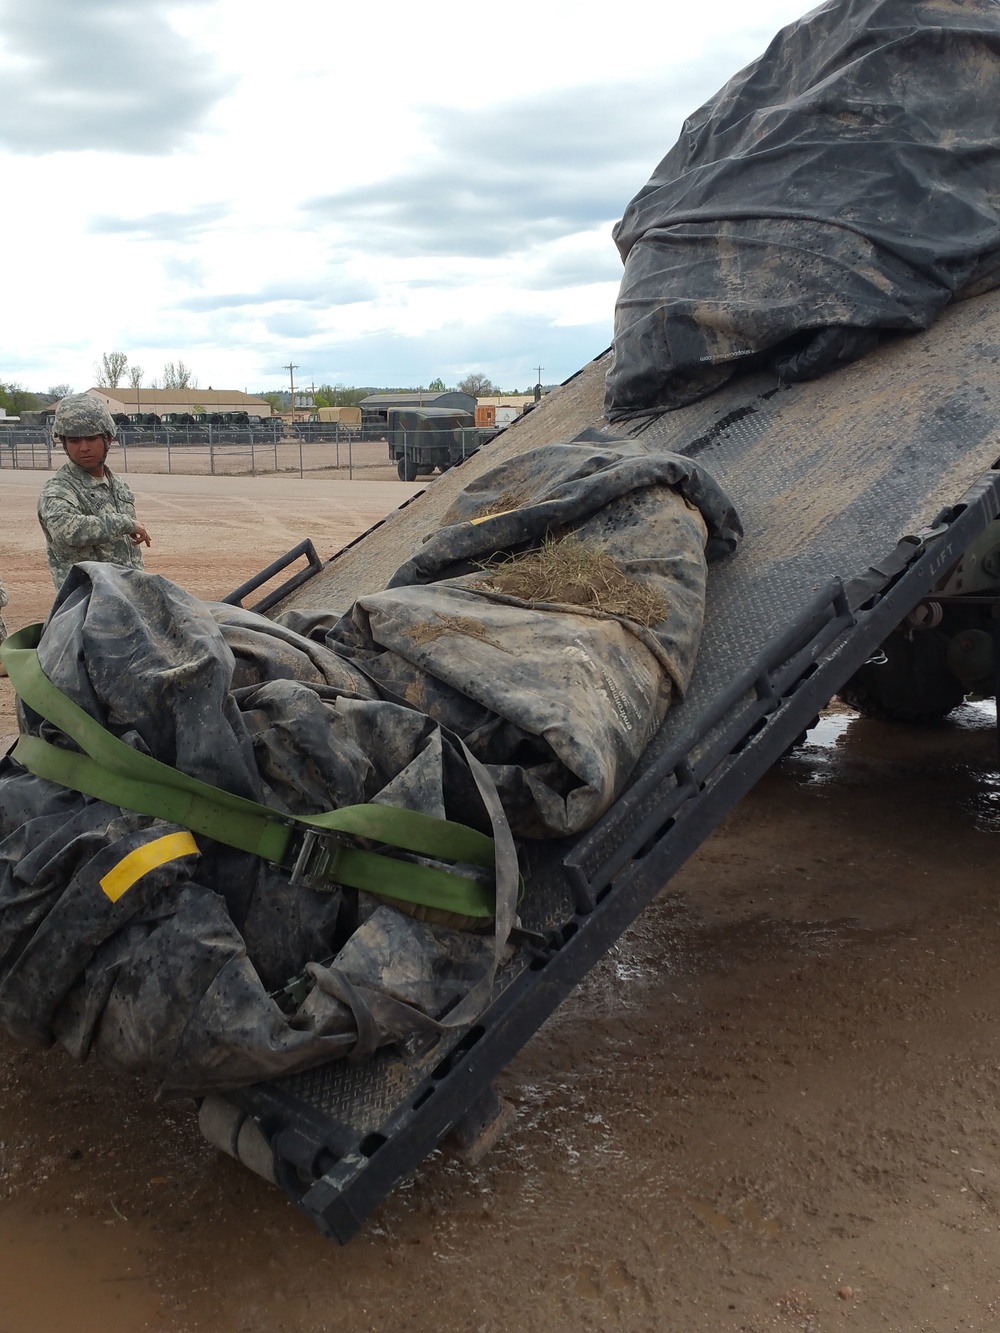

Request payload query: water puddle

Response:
[802,711,854,749]
[784,704,1000,813]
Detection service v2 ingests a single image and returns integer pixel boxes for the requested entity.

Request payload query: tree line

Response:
[0,382,73,417]
[2,359,548,422]
[94,351,198,391]
[306,373,542,410]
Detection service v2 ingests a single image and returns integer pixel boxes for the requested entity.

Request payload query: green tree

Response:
[458,372,495,397]
[261,392,284,414]
[427,377,446,391]
[163,360,197,390]
[0,382,44,415]
[95,351,128,388]
[313,383,369,408]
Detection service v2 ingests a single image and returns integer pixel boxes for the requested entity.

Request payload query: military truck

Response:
[386,405,495,480]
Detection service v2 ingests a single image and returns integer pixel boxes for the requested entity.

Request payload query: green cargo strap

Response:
[1,624,495,921]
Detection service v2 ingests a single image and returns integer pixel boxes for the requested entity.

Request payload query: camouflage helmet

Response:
[52,393,117,440]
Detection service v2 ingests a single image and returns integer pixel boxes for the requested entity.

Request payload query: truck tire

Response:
[836,627,965,723]
[397,457,419,481]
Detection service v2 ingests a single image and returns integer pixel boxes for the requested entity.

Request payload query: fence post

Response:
[335,424,340,469]
[298,433,303,479]
[273,427,278,471]
[209,423,215,475]
[167,432,172,474]
[121,433,129,472]
[250,430,255,477]
[348,434,353,481]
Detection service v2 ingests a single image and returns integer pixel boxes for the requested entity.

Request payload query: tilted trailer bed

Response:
[205,288,1000,1242]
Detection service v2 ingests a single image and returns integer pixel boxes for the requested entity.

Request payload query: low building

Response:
[475,395,536,412]
[474,394,536,428]
[85,387,275,419]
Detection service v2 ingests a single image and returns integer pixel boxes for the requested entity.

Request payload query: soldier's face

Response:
[64,434,109,474]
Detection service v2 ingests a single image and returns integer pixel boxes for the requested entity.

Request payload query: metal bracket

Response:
[287,827,347,891]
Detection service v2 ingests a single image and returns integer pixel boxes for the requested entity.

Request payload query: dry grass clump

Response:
[484,536,669,628]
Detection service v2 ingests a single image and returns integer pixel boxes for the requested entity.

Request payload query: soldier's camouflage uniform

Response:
[0,577,7,647]
[37,460,144,591]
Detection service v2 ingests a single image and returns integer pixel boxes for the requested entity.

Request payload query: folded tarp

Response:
[284,436,741,837]
[0,436,739,1094]
[605,0,1000,416]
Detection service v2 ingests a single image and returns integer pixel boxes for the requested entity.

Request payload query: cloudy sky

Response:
[0,0,812,396]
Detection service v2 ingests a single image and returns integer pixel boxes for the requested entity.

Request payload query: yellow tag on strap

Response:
[99,830,199,902]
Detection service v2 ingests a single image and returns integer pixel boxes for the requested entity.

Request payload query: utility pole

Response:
[284,362,298,420]
[534,366,544,402]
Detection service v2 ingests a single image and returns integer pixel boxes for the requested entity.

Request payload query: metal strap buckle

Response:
[902,522,950,549]
[287,827,346,891]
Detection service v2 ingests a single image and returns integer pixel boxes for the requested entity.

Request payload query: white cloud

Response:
[0,0,229,153]
[0,0,814,392]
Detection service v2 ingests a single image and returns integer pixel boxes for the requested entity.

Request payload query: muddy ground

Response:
[2,470,1000,1332]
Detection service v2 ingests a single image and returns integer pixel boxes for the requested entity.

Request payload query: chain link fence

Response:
[0,424,403,479]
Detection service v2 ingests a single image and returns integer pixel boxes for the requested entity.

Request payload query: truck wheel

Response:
[397,457,419,481]
[836,627,965,723]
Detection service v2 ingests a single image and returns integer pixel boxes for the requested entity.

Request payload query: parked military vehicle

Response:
[386,405,497,480]
[359,389,476,427]
[314,406,362,428]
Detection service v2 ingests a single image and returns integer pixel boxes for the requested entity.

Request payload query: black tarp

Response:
[605,0,1000,417]
[0,437,740,1094]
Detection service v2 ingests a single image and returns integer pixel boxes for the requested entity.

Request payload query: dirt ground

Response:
[2,470,1000,1332]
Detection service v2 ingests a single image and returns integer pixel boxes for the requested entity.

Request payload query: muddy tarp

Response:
[283,437,741,837]
[605,0,1000,417]
[0,437,739,1094]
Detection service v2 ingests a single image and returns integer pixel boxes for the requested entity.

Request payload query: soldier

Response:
[37,394,151,591]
